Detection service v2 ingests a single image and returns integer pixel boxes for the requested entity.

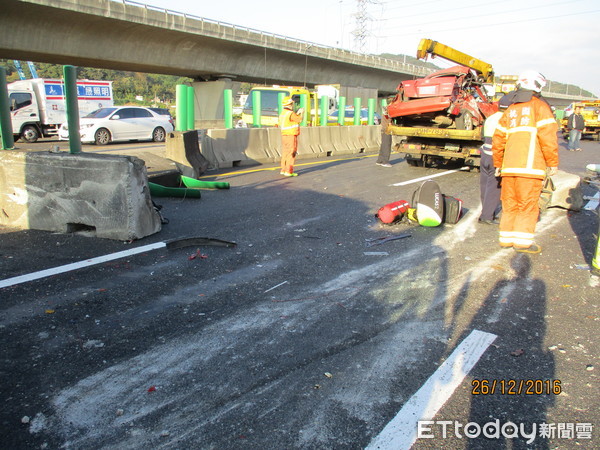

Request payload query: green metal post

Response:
[252,90,261,128]
[63,65,81,154]
[186,86,195,131]
[353,97,361,126]
[176,84,187,131]
[224,89,233,129]
[338,96,346,126]
[299,94,308,127]
[0,68,15,149]
[368,98,376,125]
[320,95,328,127]
[278,92,285,117]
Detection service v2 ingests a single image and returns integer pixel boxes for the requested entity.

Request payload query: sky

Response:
[138,0,600,96]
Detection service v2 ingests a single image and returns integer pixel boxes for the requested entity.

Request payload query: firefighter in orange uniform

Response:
[279,97,304,177]
[492,70,559,254]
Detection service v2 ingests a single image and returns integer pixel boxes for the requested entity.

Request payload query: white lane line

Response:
[0,242,167,290]
[584,192,599,211]
[391,167,469,187]
[366,329,497,450]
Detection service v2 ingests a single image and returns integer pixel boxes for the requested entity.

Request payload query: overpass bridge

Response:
[0,0,433,93]
[0,0,593,110]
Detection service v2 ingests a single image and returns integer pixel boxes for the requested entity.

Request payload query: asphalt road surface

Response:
[1,135,598,449]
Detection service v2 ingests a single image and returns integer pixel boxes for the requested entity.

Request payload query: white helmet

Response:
[517,70,547,92]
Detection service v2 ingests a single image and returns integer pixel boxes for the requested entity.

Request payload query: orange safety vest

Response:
[279,108,301,136]
[492,96,558,179]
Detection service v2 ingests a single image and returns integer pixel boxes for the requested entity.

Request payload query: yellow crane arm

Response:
[417,39,494,83]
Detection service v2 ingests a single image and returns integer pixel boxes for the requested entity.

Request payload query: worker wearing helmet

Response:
[491,70,559,254]
[279,97,304,177]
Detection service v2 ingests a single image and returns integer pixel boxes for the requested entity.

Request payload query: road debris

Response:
[167,237,236,250]
[264,281,288,293]
[83,340,105,349]
[365,233,411,247]
[188,249,208,260]
[510,348,524,357]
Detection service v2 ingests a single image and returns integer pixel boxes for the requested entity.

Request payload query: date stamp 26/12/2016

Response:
[471,379,562,395]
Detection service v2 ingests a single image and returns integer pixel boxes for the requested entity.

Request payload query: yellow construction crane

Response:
[416,39,494,83]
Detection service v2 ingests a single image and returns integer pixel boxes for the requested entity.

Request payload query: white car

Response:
[59,106,174,145]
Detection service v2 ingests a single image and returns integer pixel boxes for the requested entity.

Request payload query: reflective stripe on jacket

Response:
[279,108,301,136]
[481,111,503,156]
[492,96,559,179]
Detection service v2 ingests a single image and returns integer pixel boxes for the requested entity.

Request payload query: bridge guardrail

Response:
[110,0,594,98]
[111,0,433,78]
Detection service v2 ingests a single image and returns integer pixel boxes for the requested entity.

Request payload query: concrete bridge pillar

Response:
[192,79,241,129]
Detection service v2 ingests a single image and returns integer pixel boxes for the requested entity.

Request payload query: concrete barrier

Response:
[165,130,209,177]
[170,126,381,169]
[548,170,584,211]
[0,151,161,240]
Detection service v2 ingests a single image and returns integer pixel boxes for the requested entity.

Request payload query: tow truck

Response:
[387,39,497,168]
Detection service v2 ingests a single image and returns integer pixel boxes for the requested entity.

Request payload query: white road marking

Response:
[365,329,497,450]
[584,192,599,211]
[0,242,166,289]
[391,167,469,187]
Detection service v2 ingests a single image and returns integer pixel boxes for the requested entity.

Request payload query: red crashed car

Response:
[387,65,497,130]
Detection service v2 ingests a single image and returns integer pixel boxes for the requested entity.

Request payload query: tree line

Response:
[0,60,192,107]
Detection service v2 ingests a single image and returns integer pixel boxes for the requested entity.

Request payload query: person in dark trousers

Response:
[567,105,584,151]
[479,107,503,224]
[376,106,392,167]
[479,94,516,225]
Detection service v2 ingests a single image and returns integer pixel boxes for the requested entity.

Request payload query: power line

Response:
[379,8,600,39]
[377,0,584,24]
[380,0,501,16]
[379,0,445,12]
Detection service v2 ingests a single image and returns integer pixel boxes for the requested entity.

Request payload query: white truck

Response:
[8,78,113,143]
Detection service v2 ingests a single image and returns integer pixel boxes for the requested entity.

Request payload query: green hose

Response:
[181,175,230,190]
[149,182,201,198]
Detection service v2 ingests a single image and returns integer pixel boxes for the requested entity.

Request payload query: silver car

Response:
[59,106,174,145]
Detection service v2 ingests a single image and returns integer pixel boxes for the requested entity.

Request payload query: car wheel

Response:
[152,127,166,142]
[456,110,474,131]
[21,125,40,143]
[94,128,111,145]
